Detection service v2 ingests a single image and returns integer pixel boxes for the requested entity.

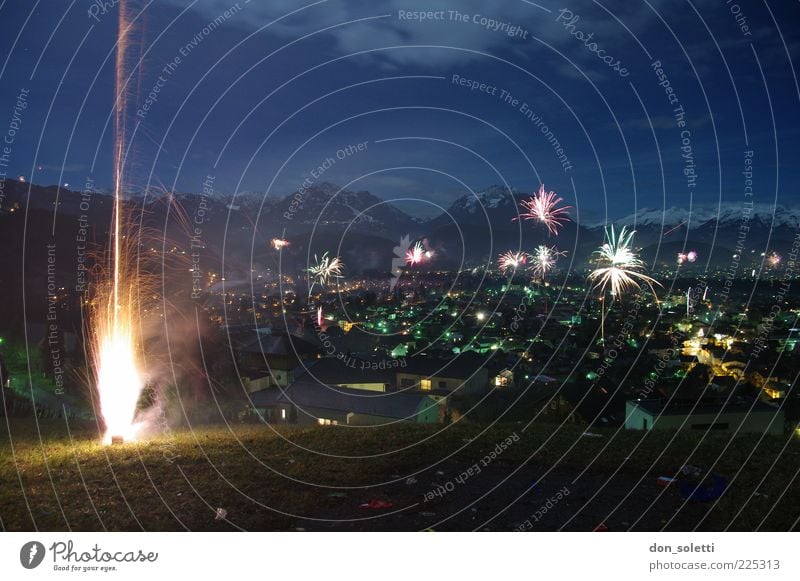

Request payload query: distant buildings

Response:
[625,397,784,435]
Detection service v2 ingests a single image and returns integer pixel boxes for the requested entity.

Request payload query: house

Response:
[250,380,442,425]
[396,352,489,396]
[298,357,396,392]
[493,369,515,388]
[237,332,320,390]
[625,397,784,435]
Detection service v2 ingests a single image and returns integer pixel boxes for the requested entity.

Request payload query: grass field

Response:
[1,418,799,531]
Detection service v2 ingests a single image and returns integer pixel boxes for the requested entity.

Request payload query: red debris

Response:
[359,500,394,510]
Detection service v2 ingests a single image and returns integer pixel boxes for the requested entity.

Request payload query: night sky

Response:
[1,0,798,222]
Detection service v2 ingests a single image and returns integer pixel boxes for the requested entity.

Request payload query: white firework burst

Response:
[308,252,343,294]
[588,226,660,300]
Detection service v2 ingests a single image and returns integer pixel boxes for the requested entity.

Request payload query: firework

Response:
[517,184,572,235]
[406,241,425,266]
[498,251,528,274]
[767,252,781,267]
[308,252,344,294]
[92,0,146,444]
[677,250,698,265]
[588,226,661,299]
[271,238,290,250]
[531,245,566,279]
[589,226,660,344]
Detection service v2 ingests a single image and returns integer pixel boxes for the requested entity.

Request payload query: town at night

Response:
[1,1,799,577]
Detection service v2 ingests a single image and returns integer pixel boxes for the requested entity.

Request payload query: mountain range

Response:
[1,179,797,281]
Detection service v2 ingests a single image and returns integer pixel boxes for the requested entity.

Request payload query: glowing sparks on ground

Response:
[271,238,290,250]
[531,245,566,279]
[308,253,344,294]
[498,251,528,274]
[518,184,572,235]
[93,0,145,444]
[406,241,426,266]
[589,226,661,299]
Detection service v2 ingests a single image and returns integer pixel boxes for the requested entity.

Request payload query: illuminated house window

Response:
[420,378,432,391]
[494,370,513,387]
[281,409,287,420]
[317,418,336,426]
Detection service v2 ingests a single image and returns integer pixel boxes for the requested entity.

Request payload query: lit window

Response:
[281,409,287,420]
[420,378,431,391]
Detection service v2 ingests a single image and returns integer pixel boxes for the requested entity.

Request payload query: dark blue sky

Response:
[1,0,798,221]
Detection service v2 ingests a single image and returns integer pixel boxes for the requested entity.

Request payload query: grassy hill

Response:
[1,418,798,531]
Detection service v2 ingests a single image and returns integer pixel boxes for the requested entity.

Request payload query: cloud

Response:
[166,0,671,75]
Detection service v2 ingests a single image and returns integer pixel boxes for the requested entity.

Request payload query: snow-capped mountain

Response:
[269,182,418,236]
[427,185,530,228]
[588,203,800,230]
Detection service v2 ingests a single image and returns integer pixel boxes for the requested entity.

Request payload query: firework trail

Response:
[92,0,146,444]
[517,184,572,235]
[662,220,687,236]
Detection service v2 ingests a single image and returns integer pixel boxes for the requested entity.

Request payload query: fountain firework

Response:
[91,1,146,444]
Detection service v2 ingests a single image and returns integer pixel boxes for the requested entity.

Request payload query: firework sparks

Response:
[497,251,528,274]
[589,226,661,300]
[308,252,344,294]
[517,184,572,235]
[767,252,781,267]
[271,238,290,250]
[677,250,698,265]
[93,0,145,444]
[406,241,426,266]
[589,226,660,344]
[531,245,566,279]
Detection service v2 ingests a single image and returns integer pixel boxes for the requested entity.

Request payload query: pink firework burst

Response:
[498,251,528,274]
[406,241,425,266]
[517,184,572,235]
[271,238,290,250]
